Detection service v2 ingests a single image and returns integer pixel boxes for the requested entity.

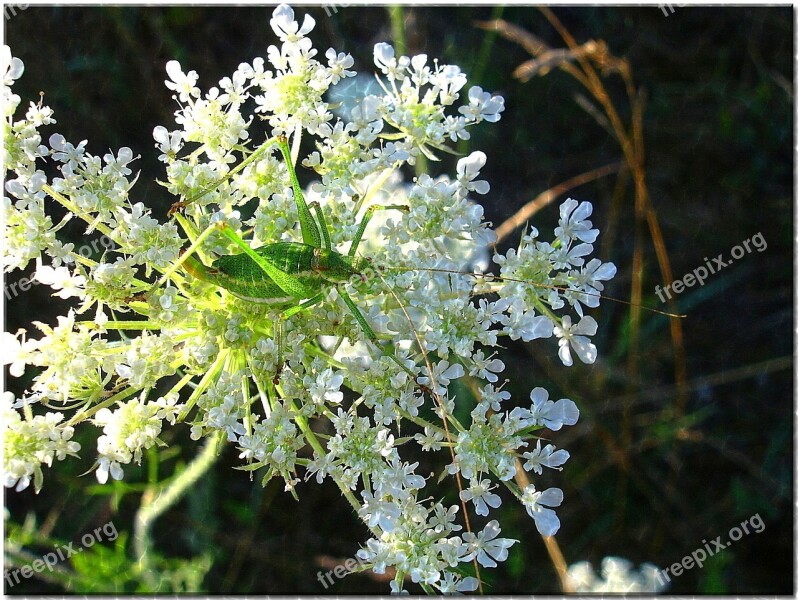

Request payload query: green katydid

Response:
[158,135,415,381]
[157,133,681,383]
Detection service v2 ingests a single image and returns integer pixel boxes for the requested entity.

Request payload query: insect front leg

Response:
[337,288,417,380]
[272,293,324,385]
[349,204,410,258]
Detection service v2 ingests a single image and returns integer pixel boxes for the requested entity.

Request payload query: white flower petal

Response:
[532,506,561,536]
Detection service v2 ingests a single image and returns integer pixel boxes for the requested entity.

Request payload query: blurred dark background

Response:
[4,5,793,595]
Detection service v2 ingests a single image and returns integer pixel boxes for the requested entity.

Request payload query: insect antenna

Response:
[388,265,685,319]
[167,136,284,217]
[373,270,484,589]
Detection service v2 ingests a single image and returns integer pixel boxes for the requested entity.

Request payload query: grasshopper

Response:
[158,135,415,382]
[157,134,681,386]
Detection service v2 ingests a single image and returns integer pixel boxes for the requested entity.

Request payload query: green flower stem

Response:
[41,184,115,239]
[245,359,274,419]
[66,384,139,427]
[303,342,346,369]
[286,398,362,514]
[69,252,99,269]
[88,320,163,330]
[166,370,199,399]
[133,430,223,589]
[533,298,562,326]
[397,408,451,438]
[177,349,230,422]
[387,6,406,57]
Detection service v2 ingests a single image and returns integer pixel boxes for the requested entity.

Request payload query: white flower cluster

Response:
[94,393,183,484]
[2,5,617,592]
[494,198,617,365]
[567,556,667,593]
[2,391,80,492]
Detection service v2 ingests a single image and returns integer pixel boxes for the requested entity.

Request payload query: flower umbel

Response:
[2,4,615,592]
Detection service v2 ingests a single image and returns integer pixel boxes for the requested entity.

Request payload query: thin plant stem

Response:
[133,430,223,590]
[514,459,572,593]
[387,6,406,57]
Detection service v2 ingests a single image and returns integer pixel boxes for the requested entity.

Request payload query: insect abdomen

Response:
[213,242,323,302]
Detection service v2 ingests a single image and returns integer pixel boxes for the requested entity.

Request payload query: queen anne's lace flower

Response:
[556,197,599,244]
[93,395,182,484]
[553,315,599,366]
[2,4,617,590]
[461,519,517,568]
[527,387,580,431]
[34,262,86,299]
[523,439,570,475]
[567,556,668,593]
[521,484,564,536]
[3,392,81,492]
[164,60,200,103]
[460,479,502,516]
